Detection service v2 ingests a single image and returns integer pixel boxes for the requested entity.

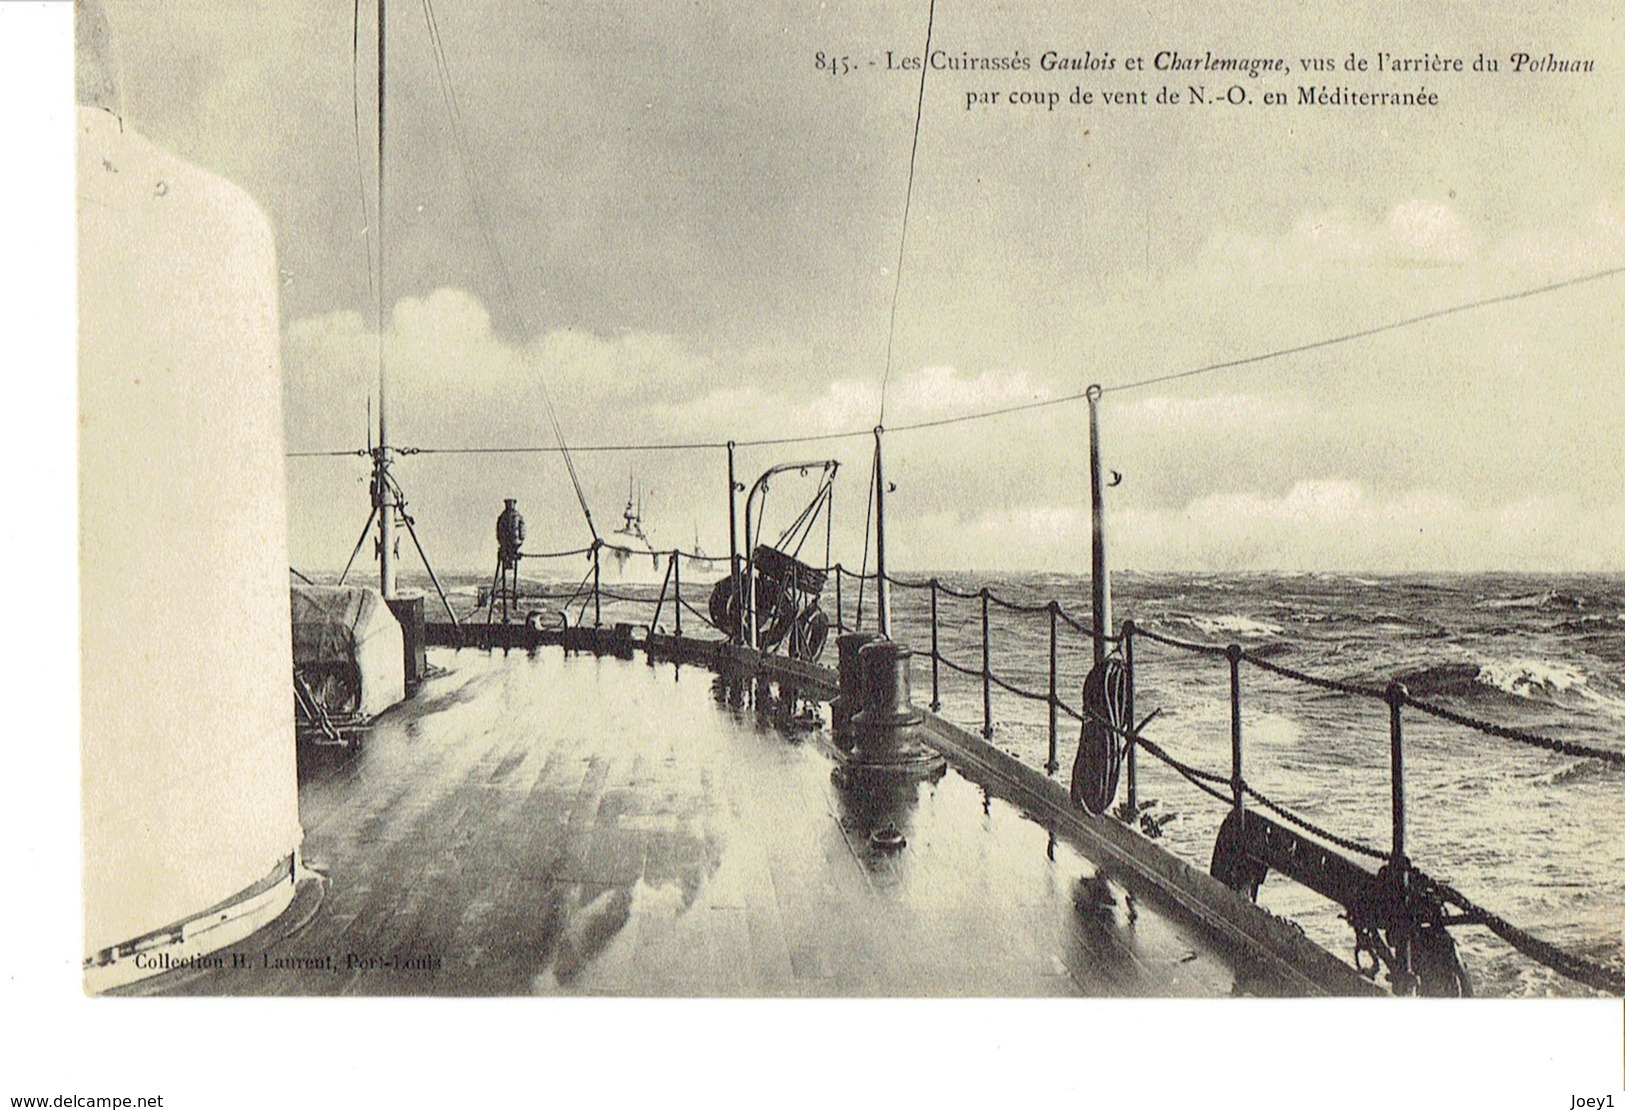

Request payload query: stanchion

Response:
[1388,680,1412,988]
[1046,601,1059,775]
[980,587,992,740]
[1123,620,1137,816]
[929,579,941,712]
[1227,643,1244,820]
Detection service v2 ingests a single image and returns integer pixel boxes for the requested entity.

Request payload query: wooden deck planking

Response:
[123,648,1275,997]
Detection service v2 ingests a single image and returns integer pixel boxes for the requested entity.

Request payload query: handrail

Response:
[1119,620,1623,994]
[465,545,1620,994]
[1133,621,1623,767]
[836,564,1622,993]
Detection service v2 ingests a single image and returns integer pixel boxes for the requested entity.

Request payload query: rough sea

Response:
[436,567,1624,996]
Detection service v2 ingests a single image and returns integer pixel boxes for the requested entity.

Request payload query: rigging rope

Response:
[855,443,877,628]
[290,261,1625,460]
[1102,263,1625,396]
[375,0,387,454]
[350,0,375,308]
[418,0,598,541]
[877,0,937,426]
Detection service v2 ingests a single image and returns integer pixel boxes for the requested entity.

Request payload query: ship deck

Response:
[125,646,1314,997]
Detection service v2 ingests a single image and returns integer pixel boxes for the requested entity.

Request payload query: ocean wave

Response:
[1393,662,1484,698]
[1394,657,1625,717]
[1536,759,1620,788]
[1478,657,1591,699]
[1555,613,1625,633]
[1161,612,1282,639]
[1309,610,1416,627]
[1476,589,1586,612]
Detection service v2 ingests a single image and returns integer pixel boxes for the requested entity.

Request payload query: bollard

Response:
[832,630,883,751]
[847,640,945,775]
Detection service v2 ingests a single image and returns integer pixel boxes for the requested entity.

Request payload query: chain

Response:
[1239,782,1389,861]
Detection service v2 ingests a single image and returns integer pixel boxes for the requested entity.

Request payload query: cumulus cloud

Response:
[1116,483,1625,572]
[859,480,1625,573]
[280,198,1625,576]
[282,289,1072,571]
[1199,200,1481,277]
[1118,392,1301,431]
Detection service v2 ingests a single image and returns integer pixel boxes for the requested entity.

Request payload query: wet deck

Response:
[127,647,1292,997]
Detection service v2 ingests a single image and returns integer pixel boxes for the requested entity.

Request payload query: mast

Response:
[874,426,891,637]
[375,0,397,599]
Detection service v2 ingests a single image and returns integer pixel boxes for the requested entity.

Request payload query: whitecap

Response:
[1187,614,1282,639]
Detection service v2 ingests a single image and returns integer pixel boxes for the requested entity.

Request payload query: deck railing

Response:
[470,543,1624,996]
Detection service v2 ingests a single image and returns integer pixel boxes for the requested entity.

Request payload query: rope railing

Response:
[1118,619,1624,994]
[458,542,1621,994]
[594,587,657,604]
[825,563,1114,761]
[1131,733,1233,806]
[1132,623,1230,656]
[882,571,933,590]
[1240,780,1390,862]
[1131,620,1623,767]
[987,668,1052,705]
[986,589,1060,617]
[1401,694,1625,767]
[1079,675,1625,994]
[931,579,981,600]
[517,544,597,561]
[934,652,983,680]
[1422,870,1625,996]
[1054,606,1108,642]
[1242,650,1386,699]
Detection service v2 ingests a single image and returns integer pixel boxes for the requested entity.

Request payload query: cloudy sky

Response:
[94,1,1623,573]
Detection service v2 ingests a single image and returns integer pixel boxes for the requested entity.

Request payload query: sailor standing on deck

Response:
[493,499,526,617]
[497,498,525,568]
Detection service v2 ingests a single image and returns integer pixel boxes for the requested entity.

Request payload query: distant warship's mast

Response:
[375,0,396,600]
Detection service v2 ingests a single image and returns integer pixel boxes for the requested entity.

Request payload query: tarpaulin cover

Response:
[291,584,406,719]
